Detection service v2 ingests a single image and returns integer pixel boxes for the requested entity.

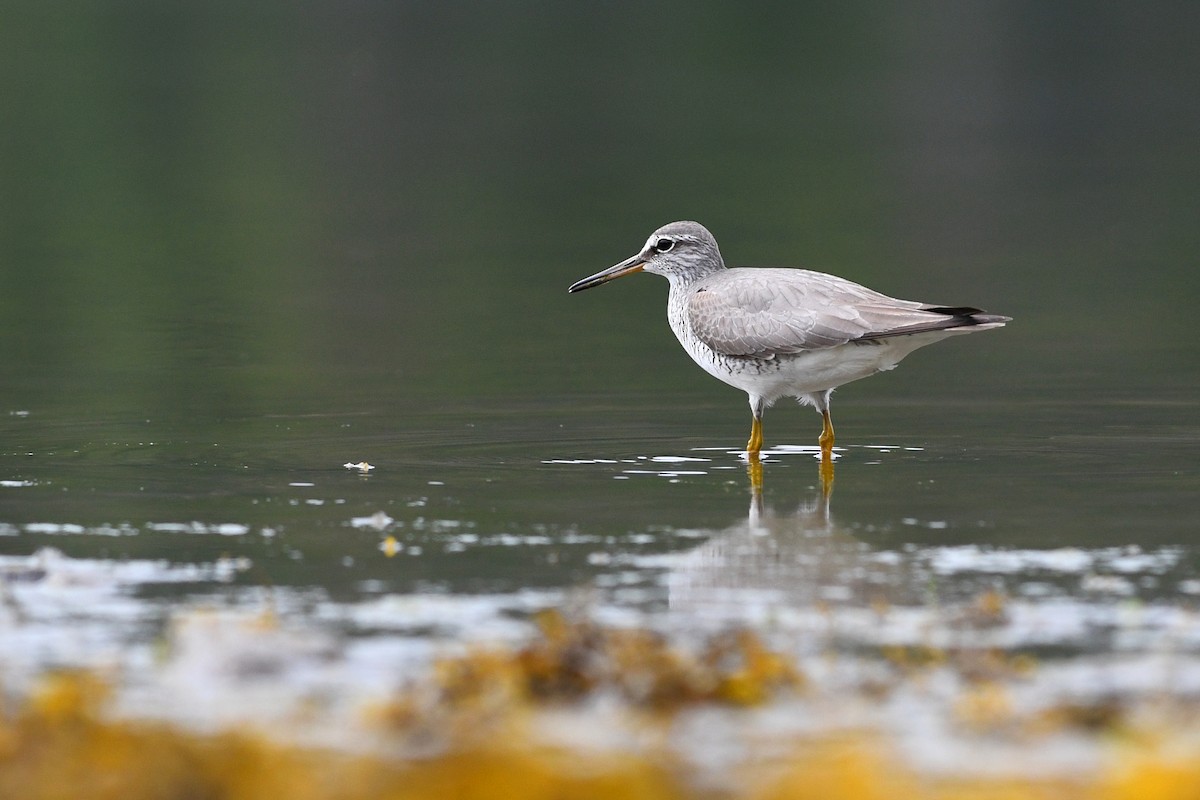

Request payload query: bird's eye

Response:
[653,238,675,253]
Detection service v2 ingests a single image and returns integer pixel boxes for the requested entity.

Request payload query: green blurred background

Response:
[3,2,1196,421]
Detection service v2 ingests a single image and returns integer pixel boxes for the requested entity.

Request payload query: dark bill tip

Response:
[567,255,646,293]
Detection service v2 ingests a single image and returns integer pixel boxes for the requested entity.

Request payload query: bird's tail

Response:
[862,307,1011,340]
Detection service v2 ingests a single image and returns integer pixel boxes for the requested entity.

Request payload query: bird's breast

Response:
[666,291,783,386]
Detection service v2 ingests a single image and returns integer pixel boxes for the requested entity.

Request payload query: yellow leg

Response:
[746,415,763,457]
[818,409,835,454]
[817,407,835,497]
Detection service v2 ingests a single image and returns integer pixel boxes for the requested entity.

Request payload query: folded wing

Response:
[686,268,1007,359]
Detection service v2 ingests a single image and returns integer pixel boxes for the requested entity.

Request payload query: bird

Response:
[568,221,1009,460]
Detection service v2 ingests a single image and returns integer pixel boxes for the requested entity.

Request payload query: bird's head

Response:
[568,221,725,293]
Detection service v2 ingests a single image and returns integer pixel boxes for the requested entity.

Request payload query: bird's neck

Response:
[666,259,726,290]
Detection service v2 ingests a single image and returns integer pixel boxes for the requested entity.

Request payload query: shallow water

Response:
[3,383,1199,772]
[3,378,1196,618]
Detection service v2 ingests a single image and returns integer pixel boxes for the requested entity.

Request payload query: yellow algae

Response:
[414,612,801,716]
[378,747,684,800]
[369,612,803,755]
[926,779,1084,800]
[1029,700,1129,737]
[752,739,1095,800]
[961,589,1010,628]
[4,673,368,800]
[13,622,1200,800]
[882,643,947,672]
[955,681,1017,732]
[749,738,918,800]
[382,535,400,557]
[0,671,683,800]
[1101,754,1200,800]
[708,630,801,706]
[9,670,1200,799]
[953,648,1037,685]
[881,643,1036,691]
[27,670,111,724]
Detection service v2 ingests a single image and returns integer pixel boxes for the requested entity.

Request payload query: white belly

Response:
[674,321,967,404]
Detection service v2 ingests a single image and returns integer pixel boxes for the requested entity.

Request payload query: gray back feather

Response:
[686,268,998,358]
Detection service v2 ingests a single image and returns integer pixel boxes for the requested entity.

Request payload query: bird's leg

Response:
[815,391,835,456]
[819,409,835,454]
[747,417,763,456]
[816,396,834,497]
[746,395,765,457]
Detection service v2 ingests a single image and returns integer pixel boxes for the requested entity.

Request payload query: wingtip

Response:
[972,314,1012,326]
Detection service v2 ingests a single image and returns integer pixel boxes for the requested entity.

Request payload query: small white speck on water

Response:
[1080,574,1135,595]
[351,511,394,530]
[25,523,86,534]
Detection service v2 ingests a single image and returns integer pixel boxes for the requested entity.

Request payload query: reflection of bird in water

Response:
[569,221,1009,467]
[667,470,922,617]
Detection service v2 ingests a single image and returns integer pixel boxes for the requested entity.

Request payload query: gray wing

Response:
[686,268,988,358]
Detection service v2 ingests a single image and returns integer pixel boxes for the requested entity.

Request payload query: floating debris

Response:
[351,511,396,530]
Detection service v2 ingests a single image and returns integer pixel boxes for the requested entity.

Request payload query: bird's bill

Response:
[567,254,645,293]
